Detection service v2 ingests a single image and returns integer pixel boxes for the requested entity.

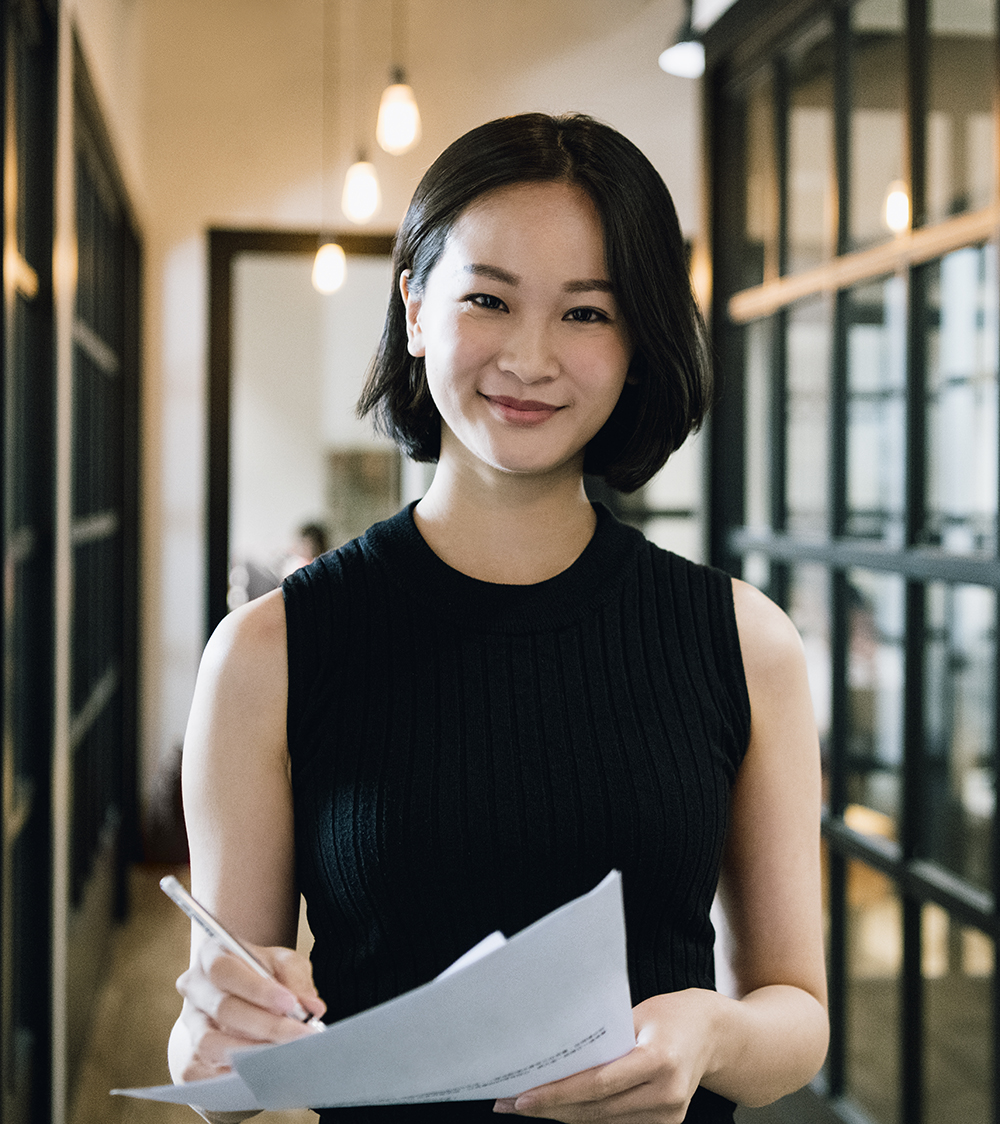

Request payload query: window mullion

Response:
[901,0,931,1107]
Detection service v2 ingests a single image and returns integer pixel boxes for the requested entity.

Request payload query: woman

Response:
[169,113,828,1124]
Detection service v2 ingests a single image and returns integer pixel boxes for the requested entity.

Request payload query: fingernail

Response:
[493,1098,516,1114]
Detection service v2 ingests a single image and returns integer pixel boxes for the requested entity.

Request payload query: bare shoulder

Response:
[730,577,807,694]
[186,589,289,773]
[199,588,288,691]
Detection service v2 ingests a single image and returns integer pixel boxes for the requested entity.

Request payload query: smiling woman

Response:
[169,113,828,1124]
[359,113,711,493]
[398,180,632,504]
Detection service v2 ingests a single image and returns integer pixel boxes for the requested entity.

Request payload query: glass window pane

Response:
[924,245,999,554]
[742,550,771,596]
[635,435,703,561]
[846,276,907,543]
[786,297,832,537]
[642,516,702,562]
[745,70,779,286]
[924,583,995,893]
[924,905,993,1122]
[847,569,905,834]
[847,867,901,1123]
[786,19,836,272]
[745,317,774,534]
[850,0,907,250]
[928,0,997,224]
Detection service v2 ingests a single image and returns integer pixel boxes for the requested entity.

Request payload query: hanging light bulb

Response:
[342,158,381,223]
[884,180,910,234]
[312,3,346,295]
[377,68,421,155]
[658,39,705,78]
[312,241,347,294]
[657,0,704,79]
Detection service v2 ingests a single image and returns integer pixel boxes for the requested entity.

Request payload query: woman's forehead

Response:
[438,181,609,280]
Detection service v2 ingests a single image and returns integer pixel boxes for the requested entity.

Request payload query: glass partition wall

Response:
[705,2,999,1122]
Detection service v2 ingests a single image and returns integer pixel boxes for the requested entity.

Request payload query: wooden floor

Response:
[66,864,808,1124]
[67,864,315,1124]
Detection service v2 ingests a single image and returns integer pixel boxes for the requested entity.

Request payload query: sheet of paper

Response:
[112,1071,261,1110]
[113,870,634,1110]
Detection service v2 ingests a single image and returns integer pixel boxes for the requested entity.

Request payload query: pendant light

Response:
[341,0,381,224]
[658,0,705,79]
[376,0,420,155]
[312,241,347,293]
[884,180,910,235]
[313,0,346,293]
[342,156,381,223]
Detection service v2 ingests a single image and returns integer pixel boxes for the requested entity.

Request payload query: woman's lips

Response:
[483,394,563,425]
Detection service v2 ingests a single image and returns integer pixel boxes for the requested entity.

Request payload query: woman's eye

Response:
[564,307,609,323]
[467,293,506,311]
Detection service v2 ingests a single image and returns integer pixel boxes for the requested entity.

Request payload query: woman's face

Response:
[401,180,633,483]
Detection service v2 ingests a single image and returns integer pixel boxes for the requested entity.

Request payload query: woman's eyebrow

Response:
[462,264,614,296]
[564,278,615,294]
[464,263,519,285]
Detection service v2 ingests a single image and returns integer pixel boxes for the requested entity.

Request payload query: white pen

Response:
[160,874,325,1031]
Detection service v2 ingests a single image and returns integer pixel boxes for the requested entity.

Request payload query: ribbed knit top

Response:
[282,503,751,1123]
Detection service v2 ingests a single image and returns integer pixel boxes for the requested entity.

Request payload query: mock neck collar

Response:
[359,501,643,634]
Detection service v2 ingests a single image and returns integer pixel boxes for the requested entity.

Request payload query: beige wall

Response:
[71,0,702,798]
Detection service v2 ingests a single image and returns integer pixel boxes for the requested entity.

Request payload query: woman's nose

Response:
[498,319,559,383]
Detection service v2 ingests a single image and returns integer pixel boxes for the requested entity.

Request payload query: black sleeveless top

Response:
[282,504,751,1123]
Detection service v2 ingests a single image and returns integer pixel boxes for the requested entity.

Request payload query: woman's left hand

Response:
[494,989,722,1123]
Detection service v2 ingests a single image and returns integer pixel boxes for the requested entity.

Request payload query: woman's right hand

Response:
[168,938,326,1083]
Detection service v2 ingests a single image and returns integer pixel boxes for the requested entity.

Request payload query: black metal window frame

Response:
[62,35,142,1105]
[1,3,57,1122]
[705,2,1000,1122]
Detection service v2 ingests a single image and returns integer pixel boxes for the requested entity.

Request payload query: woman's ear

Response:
[400,270,426,357]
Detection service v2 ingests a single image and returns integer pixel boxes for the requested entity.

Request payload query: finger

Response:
[194,941,308,1021]
[511,1050,649,1112]
[266,945,327,1017]
[504,1086,643,1121]
[502,1084,689,1124]
[200,940,327,1021]
[179,963,319,1044]
[507,1051,694,1124]
[177,1004,248,1077]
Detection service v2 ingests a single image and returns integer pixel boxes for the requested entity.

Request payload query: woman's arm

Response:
[704,578,829,1103]
[498,578,828,1122]
[167,589,325,1116]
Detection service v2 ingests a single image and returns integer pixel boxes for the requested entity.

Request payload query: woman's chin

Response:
[438,422,587,483]
[476,451,584,483]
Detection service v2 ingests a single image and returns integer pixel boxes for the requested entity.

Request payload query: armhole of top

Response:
[718,570,753,766]
[281,564,321,764]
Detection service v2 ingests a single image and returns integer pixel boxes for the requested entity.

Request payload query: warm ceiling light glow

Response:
[342,160,381,224]
[376,81,421,155]
[312,242,347,293]
[885,181,910,234]
[658,39,705,78]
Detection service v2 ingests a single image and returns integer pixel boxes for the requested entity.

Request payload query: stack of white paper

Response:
[113,870,634,1111]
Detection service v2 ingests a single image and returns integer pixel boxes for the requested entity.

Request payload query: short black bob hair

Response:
[357,112,712,493]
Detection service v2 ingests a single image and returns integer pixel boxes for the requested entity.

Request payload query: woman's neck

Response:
[413,456,597,585]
